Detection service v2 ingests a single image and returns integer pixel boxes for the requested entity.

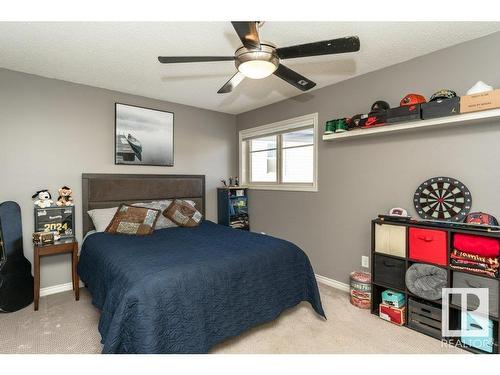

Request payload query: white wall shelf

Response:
[322,108,500,141]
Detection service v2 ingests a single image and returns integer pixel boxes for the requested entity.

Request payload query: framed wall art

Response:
[115,103,174,166]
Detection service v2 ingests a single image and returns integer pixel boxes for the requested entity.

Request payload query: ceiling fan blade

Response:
[273,64,316,91]
[276,36,360,60]
[158,56,234,64]
[217,71,245,94]
[231,21,261,49]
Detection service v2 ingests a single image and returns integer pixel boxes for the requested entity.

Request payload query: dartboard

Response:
[413,177,472,221]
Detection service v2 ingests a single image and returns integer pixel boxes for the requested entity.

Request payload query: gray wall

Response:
[1,68,236,288]
[237,32,500,284]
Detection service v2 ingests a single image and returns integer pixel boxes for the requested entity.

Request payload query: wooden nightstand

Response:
[33,238,79,311]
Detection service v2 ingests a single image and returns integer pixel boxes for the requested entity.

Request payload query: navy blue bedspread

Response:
[78,221,325,353]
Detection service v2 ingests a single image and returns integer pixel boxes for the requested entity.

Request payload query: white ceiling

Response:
[0,22,499,114]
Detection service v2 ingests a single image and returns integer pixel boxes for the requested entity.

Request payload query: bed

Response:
[78,173,325,354]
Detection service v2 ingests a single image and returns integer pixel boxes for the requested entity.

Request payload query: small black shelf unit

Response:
[217,187,249,231]
[371,218,500,354]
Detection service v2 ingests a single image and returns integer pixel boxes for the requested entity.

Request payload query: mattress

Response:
[77,220,325,353]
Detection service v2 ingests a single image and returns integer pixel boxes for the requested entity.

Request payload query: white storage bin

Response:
[375,223,406,257]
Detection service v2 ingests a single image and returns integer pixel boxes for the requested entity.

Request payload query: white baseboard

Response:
[315,274,350,292]
[40,281,84,297]
[41,276,347,297]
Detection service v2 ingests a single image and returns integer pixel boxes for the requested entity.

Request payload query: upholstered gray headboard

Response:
[82,173,205,235]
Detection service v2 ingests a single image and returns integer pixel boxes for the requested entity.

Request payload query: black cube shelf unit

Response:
[217,187,249,231]
[371,218,500,354]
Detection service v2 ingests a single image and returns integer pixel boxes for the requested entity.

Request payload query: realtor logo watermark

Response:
[441,288,490,349]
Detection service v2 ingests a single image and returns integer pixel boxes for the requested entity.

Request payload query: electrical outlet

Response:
[361,256,369,268]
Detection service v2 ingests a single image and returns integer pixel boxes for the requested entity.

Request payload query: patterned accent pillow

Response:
[132,200,176,229]
[105,204,160,235]
[132,200,197,229]
[163,199,202,228]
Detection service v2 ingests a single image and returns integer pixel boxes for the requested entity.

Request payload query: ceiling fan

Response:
[158,21,360,94]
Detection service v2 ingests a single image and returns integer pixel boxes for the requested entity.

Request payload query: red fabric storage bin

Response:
[409,227,447,266]
[453,233,500,257]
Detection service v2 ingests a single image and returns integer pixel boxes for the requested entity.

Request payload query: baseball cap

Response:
[430,89,457,102]
[400,94,426,107]
[464,212,498,226]
[370,100,390,113]
[348,114,365,129]
[389,207,409,217]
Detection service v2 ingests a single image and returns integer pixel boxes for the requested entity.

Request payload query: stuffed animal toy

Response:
[32,190,53,208]
[56,186,74,207]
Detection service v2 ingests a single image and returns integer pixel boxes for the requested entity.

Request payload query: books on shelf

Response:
[230,216,249,229]
[218,187,250,231]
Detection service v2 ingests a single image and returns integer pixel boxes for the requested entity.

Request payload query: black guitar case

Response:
[0,201,34,312]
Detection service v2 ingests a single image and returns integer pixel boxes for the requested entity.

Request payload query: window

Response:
[249,135,277,182]
[239,113,318,192]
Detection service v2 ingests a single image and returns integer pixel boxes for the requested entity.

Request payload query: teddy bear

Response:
[32,190,54,208]
[56,186,74,207]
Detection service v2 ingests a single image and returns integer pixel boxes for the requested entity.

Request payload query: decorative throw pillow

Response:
[87,207,119,232]
[163,199,202,227]
[132,200,197,229]
[105,204,160,235]
[132,200,176,229]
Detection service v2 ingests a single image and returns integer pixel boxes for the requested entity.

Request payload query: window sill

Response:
[242,184,318,192]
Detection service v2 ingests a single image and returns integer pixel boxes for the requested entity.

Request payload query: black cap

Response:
[348,114,363,129]
[370,100,390,113]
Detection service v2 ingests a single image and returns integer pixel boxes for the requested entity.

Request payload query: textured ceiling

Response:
[0,22,499,114]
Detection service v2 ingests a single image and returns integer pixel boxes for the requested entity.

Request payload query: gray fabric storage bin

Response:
[451,272,499,318]
[374,254,406,290]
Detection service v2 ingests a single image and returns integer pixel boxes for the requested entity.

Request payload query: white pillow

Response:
[87,207,118,232]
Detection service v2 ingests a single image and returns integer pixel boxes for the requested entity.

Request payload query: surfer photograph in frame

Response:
[115,103,174,166]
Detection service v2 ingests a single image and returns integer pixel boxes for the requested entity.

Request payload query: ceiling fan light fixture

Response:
[158,22,360,94]
[237,60,277,79]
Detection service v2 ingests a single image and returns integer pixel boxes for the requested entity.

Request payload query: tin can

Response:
[350,271,371,309]
[324,120,335,134]
[335,118,348,133]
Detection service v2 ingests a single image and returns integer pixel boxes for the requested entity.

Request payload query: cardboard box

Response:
[379,304,406,326]
[386,104,421,124]
[360,113,387,128]
[460,89,500,113]
[421,97,460,120]
[381,289,406,308]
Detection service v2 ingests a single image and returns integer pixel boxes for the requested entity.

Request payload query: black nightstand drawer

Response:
[374,254,406,290]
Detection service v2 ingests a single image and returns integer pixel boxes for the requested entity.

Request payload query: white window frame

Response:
[239,113,318,192]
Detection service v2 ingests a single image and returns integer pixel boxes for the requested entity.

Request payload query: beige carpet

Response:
[0,285,464,354]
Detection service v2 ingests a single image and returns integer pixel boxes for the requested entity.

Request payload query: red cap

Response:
[400,93,426,107]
